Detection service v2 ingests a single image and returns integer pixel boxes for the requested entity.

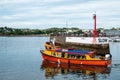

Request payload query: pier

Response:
[51,36,110,55]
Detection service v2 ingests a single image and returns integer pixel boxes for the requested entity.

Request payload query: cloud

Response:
[0,0,120,29]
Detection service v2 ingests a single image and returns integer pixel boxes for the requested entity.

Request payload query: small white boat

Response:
[109,37,120,42]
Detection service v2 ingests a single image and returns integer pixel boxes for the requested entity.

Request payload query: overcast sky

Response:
[0,0,120,29]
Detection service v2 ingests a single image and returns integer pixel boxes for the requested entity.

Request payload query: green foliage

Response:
[0,27,45,35]
[76,29,83,34]
[0,26,87,36]
[1,26,119,36]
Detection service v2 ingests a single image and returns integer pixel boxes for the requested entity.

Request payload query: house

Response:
[104,30,120,37]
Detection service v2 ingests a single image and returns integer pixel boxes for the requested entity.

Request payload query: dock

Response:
[50,36,110,55]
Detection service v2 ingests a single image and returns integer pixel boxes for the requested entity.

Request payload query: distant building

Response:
[104,30,120,37]
[66,29,79,33]
[66,29,73,33]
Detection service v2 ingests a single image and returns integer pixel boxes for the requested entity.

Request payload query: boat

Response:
[40,42,112,66]
[41,60,111,77]
[109,36,120,42]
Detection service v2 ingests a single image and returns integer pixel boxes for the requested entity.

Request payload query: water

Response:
[0,37,120,80]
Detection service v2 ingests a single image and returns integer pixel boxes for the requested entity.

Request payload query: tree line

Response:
[0,27,45,35]
[0,26,119,36]
[0,27,83,36]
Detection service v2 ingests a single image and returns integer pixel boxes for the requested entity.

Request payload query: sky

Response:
[0,0,120,29]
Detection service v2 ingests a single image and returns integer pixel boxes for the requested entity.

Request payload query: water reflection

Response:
[41,60,111,80]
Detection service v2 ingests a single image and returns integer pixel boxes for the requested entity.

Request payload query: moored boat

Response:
[40,42,112,66]
[109,37,120,42]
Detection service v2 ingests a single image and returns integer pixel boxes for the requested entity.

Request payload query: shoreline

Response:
[0,34,50,37]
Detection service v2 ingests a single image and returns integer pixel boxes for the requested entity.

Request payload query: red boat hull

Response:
[40,50,111,66]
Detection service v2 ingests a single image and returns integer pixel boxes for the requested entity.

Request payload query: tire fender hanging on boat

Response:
[81,62,82,64]
[58,59,60,64]
[68,60,70,67]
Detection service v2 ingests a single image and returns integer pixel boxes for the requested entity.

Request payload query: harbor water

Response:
[0,37,120,80]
